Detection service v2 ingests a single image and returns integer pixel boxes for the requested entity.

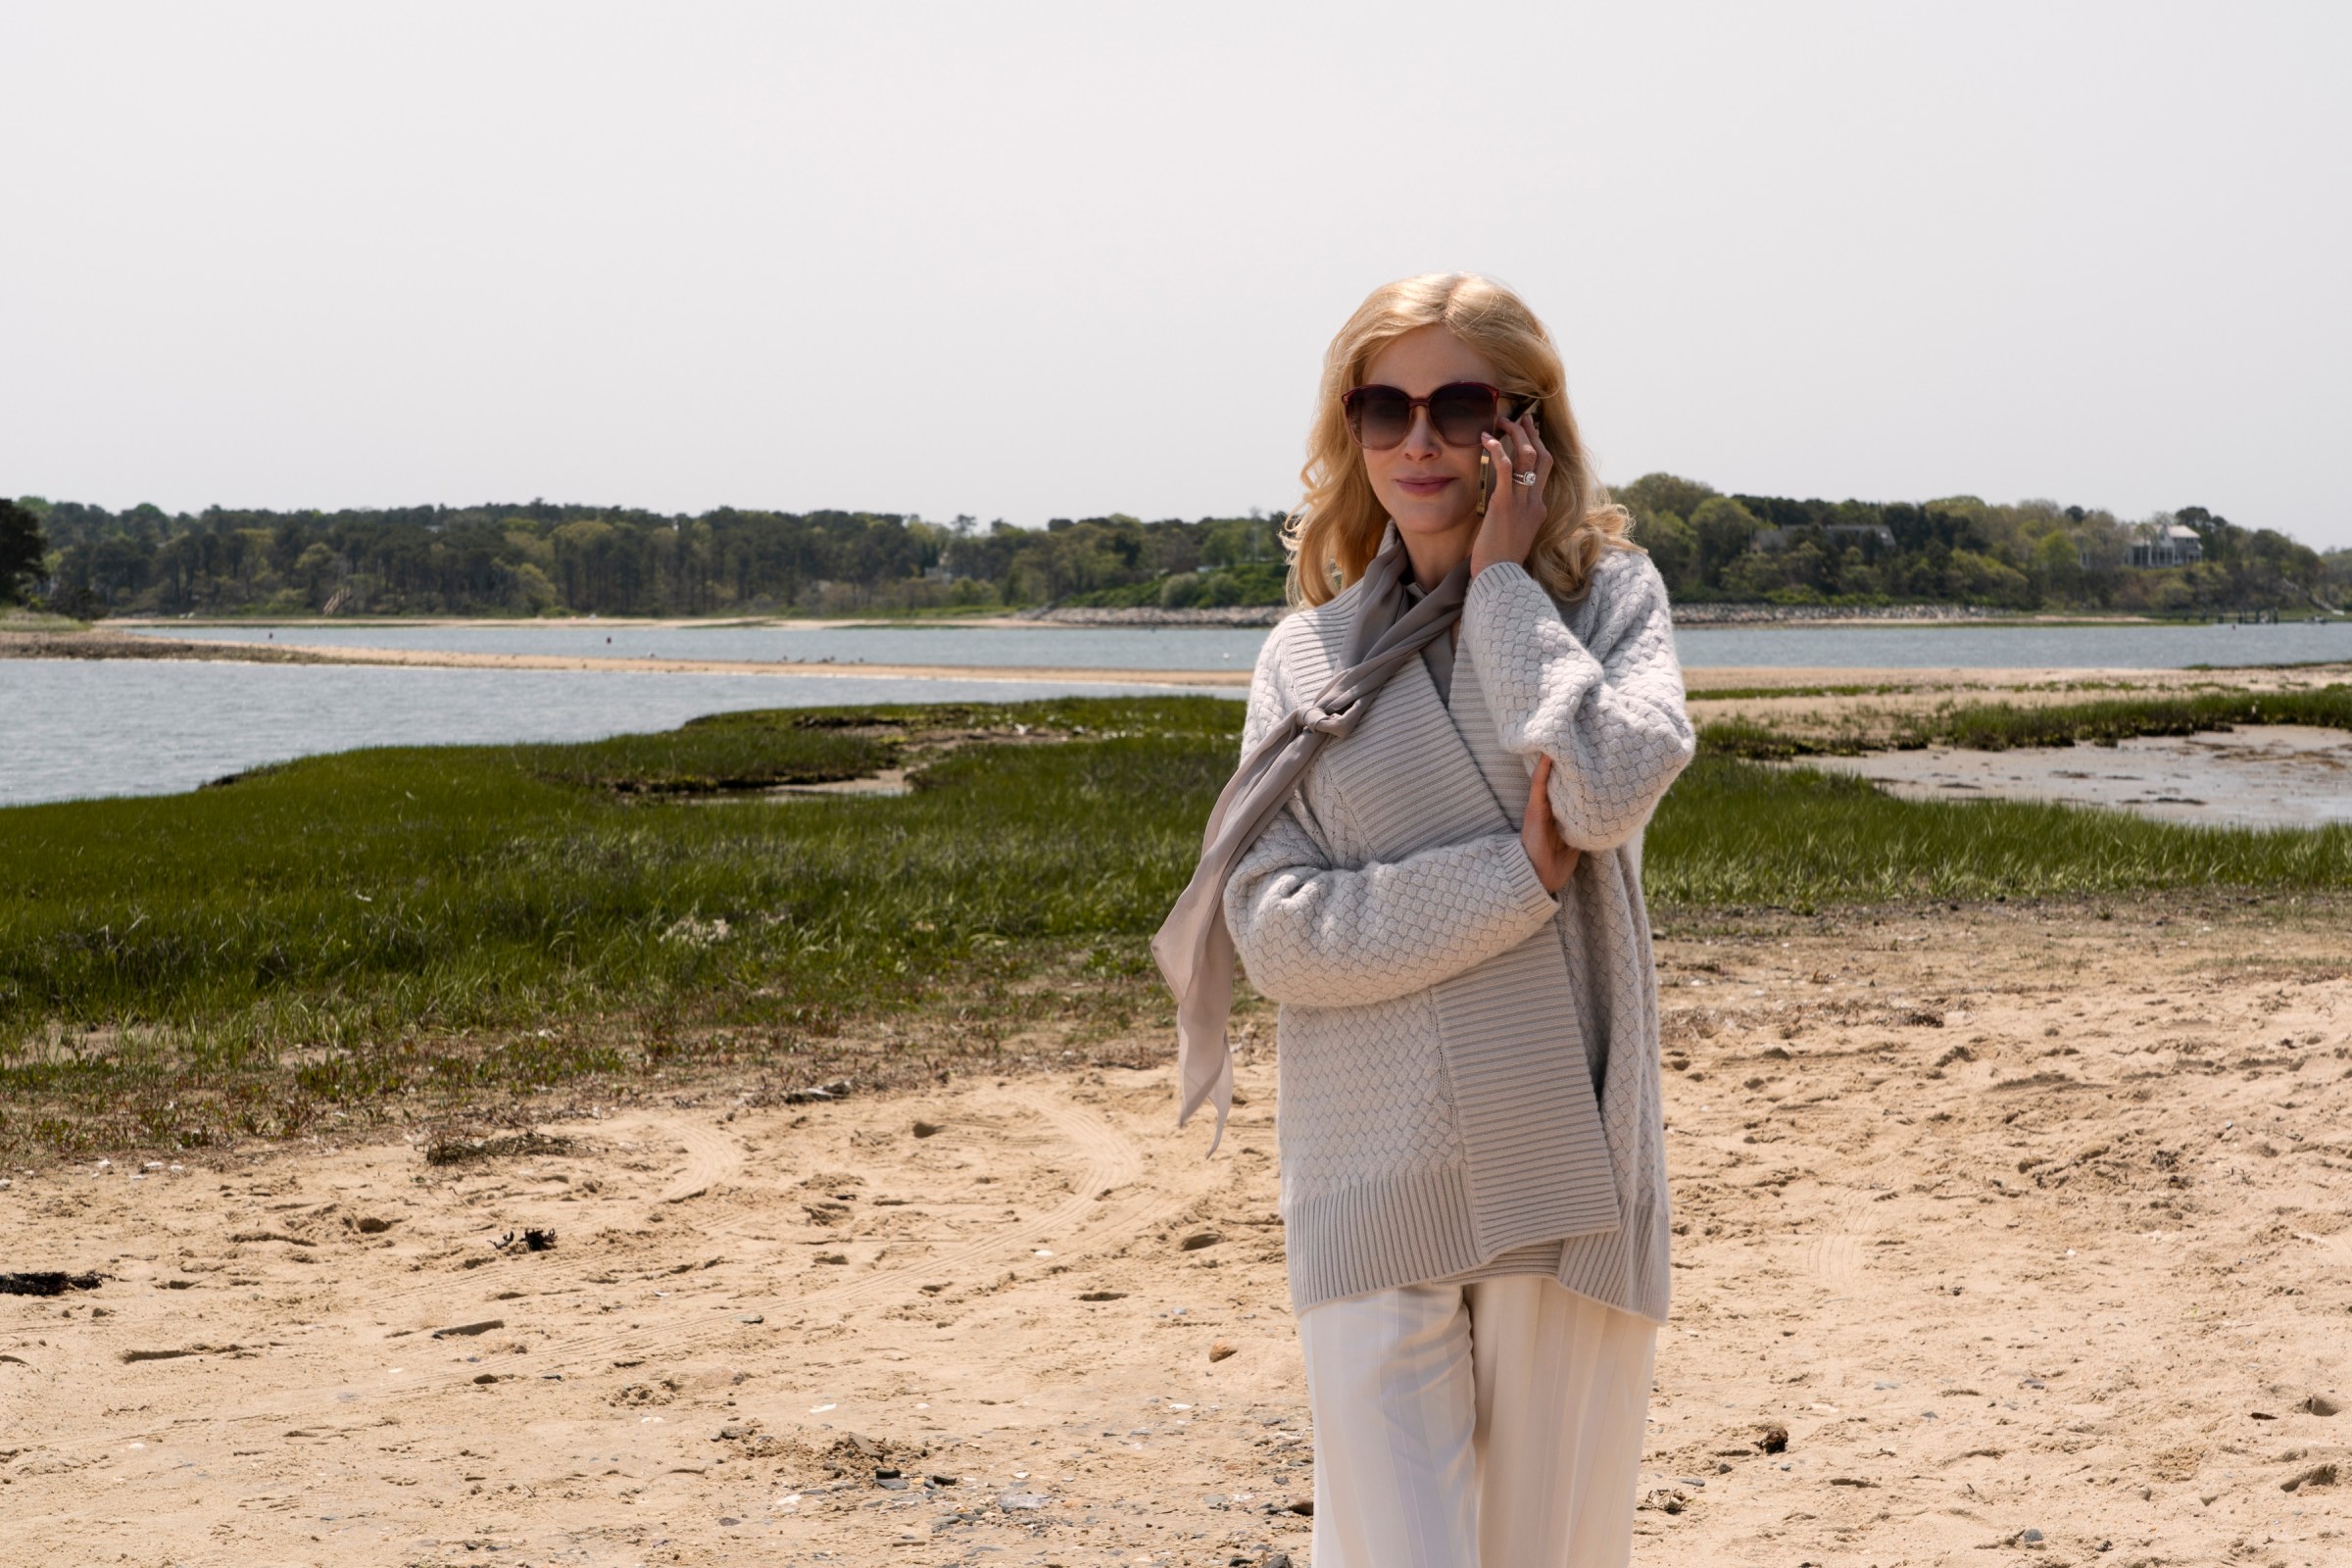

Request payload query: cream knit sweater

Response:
[1222,549,1694,1321]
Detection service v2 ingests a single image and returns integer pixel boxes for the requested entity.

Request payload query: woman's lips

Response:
[1394,476,1455,495]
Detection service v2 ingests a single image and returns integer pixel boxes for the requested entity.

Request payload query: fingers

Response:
[1509,409,1553,489]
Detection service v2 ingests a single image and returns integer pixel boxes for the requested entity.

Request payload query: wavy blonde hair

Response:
[1283,272,1635,607]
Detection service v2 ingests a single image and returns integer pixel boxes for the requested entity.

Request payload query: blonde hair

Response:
[1282,272,1635,607]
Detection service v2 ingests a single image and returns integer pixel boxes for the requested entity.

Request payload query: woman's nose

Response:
[1400,404,1442,456]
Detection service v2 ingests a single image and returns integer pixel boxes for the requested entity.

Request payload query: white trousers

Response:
[1296,1275,1657,1568]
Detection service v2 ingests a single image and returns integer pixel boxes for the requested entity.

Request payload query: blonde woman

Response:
[1155,273,1694,1566]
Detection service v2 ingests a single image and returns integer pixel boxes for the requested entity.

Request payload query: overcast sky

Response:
[6,3,2347,547]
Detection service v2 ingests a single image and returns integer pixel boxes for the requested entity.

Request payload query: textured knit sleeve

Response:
[1458,551,1695,852]
[1219,631,1561,1009]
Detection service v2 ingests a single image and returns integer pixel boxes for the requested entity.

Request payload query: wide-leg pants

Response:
[1295,1275,1657,1568]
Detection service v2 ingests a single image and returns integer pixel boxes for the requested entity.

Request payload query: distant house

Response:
[2128,523,2204,568]
[1752,522,1897,554]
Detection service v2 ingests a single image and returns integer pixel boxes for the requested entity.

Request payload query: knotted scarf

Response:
[1151,535,1470,1151]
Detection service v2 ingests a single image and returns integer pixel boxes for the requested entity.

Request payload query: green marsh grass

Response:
[5,693,2346,1155]
[1646,755,2352,908]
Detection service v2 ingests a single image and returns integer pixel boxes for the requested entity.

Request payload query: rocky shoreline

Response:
[0,628,337,663]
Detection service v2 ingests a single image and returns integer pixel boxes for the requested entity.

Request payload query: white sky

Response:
[5,3,2347,547]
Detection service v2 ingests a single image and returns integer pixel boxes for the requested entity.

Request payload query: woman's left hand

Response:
[1520,754,1580,894]
[1469,407,1554,577]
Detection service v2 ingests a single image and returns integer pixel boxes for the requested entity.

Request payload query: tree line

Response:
[1614,475,2345,615]
[6,483,2344,618]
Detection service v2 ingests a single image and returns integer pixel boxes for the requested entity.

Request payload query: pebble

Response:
[2021,1527,2045,1544]
[1208,1342,1238,1363]
[1000,1492,1050,1510]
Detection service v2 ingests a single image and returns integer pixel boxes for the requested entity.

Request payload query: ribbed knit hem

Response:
[1555,1197,1672,1326]
[1284,1163,1625,1314]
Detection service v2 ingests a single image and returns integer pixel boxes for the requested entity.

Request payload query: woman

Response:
[1154,273,1694,1566]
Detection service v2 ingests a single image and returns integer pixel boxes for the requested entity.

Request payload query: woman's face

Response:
[1356,323,1504,546]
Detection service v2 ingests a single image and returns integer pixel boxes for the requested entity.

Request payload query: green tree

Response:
[1617,472,1718,525]
[1689,496,1762,591]
[0,499,48,603]
[1636,509,1697,592]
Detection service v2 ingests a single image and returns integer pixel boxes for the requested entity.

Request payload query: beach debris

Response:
[1208,1342,1238,1363]
[121,1345,240,1363]
[737,1313,764,1324]
[912,1119,944,1138]
[784,1080,854,1105]
[2306,1393,2341,1417]
[491,1228,557,1252]
[472,1373,499,1385]
[432,1318,507,1340]
[1756,1422,1790,1453]
[425,1130,573,1166]
[1639,1487,1689,1514]
[999,1492,1050,1510]
[228,1231,315,1247]
[1078,1290,1126,1302]
[814,1251,849,1265]
[1180,1230,1224,1251]
[0,1271,102,1297]
[0,1353,35,1369]
[348,1215,395,1234]
[2019,1526,2046,1545]
[2281,1462,2338,1493]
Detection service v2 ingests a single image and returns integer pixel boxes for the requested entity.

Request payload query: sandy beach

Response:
[5,895,2346,1566]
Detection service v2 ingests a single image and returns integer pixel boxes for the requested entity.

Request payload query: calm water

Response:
[18,615,2346,808]
[131,615,2352,671]
[0,661,1203,808]
[130,620,1271,670]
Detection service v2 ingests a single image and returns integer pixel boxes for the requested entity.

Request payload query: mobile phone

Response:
[1476,398,1539,517]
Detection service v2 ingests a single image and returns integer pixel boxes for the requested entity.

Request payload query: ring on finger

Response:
[1513,469,1540,487]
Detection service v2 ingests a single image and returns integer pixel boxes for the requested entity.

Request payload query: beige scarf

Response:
[1151,535,1469,1149]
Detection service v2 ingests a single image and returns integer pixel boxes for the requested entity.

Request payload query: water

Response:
[0,660,1205,808]
[129,620,1270,670]
[128,614,2351,671]
[23,614,2347,808]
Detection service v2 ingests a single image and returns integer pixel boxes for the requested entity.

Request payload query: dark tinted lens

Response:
[1345,386,1412,448]
[1430,383,1502,446]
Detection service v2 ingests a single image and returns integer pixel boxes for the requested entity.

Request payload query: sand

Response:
[5,898,2348,1566]
[1788,725,2352,830]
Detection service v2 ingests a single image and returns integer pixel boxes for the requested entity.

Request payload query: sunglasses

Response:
[1341,381,1535,451]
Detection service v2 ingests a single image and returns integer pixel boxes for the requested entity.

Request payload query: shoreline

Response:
[11,629,2351,697]
[0,628,1251,688]
[98,604,2340,633]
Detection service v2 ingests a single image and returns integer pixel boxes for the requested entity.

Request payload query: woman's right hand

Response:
[1521,754,1579,894]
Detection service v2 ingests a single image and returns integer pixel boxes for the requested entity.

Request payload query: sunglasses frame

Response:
[1341,380,1536,451]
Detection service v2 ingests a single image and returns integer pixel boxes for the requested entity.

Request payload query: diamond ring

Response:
[1513,469,1540,487]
